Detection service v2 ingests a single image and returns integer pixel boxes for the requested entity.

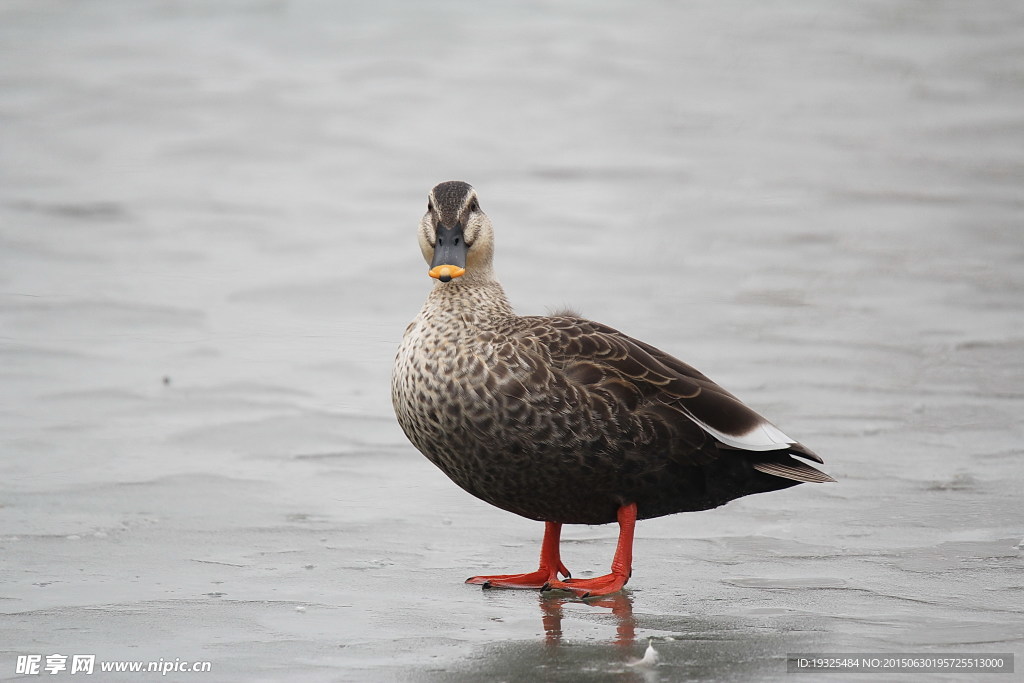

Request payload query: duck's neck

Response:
[422,267,516,326]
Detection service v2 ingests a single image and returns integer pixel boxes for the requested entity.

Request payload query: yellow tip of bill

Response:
[428,265,466,281]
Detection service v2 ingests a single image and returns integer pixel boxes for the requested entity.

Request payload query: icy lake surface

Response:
[2,1,1022,680]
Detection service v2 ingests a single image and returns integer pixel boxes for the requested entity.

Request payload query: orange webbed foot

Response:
[466,521,568,589]
[541,571,629,598]
[466,561,571,589]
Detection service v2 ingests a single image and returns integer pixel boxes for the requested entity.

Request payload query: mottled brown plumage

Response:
[391,181,834,596]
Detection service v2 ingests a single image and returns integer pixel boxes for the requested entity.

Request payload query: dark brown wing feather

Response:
[515,315,833,484]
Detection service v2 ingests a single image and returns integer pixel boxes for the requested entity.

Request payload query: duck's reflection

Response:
[539,591,637,649]
[464,587,817,681]
[535,592,661,682]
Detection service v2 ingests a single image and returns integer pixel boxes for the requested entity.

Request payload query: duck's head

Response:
[419,181,495,283]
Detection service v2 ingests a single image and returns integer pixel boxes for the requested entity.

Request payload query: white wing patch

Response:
[682,409,795,452]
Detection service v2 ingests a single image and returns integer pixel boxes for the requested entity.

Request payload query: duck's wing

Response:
[517,316,834,484]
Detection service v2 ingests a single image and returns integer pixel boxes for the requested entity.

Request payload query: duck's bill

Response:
[429,223,468,282]
[428,265,466,282]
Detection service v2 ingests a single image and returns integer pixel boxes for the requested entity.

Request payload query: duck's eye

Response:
[427,201,433,212]
[469,198,479,212]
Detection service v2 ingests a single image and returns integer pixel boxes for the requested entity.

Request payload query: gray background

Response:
[2,1,1022,680]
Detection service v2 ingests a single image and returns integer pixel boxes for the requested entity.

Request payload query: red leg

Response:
[466,521,571,588]
[542,502,636,598]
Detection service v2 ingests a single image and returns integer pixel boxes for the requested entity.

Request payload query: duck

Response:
[391,180,834,598]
